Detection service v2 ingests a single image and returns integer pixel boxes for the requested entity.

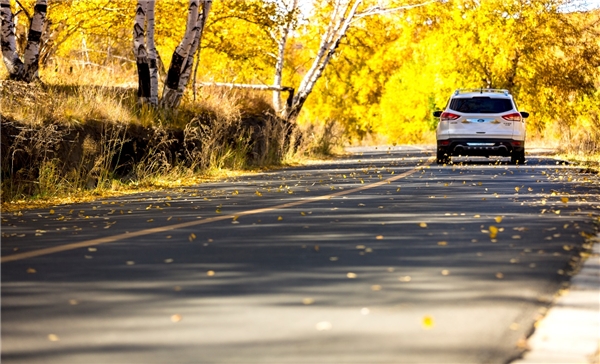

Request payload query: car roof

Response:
[452,88,513,98]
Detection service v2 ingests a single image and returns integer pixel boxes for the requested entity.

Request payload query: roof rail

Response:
[454,88,510,96]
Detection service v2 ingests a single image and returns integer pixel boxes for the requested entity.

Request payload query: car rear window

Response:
[449,97,513,114]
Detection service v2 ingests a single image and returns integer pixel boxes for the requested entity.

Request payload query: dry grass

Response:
[1,64,322,211]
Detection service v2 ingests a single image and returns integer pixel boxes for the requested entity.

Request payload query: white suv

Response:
[433,89,529,165]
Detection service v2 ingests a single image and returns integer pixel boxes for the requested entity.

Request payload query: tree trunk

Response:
[272,0,298,115]
[146,0,158,105]
[22,0,47,82]
[133,0,158,106]
[0,0,47,82]
[161,0,200,109]
[133,0,151,104]
[173,0,212,109]
[284,0,362,121]
[0,0,24,79]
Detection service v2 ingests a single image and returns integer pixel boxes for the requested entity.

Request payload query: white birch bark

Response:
[272,0,298,114]
[133,0,151,104]
[0,0,24,79]
[22,0,47,82]
[284,0,362,121]
[161,0,200,108]
[173,0,211,109]
[146,0,158,105]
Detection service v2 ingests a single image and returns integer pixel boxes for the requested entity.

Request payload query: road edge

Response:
[512,230,600,364]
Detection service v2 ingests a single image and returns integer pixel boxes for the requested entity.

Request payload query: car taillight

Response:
[440,112,460,121]
[502,112,522,122]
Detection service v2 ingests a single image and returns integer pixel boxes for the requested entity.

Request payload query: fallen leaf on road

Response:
[489,226,499,239]
[496,272,504,279]
[347,272,357,279]
[329,257,338,261]
[441,270,450,276]
[422,316,434,329]
[419,222,427,228]
[26,268,37,273]
[189,233,196,242]
[277,216,283,221]
[561,197,569,204]
[376,235,384,240]
[126,261,135,266]
[371,285,382,291]
[399,276,411,282]
[437,241,448,246]
[495,216,503,223]
[164,258,174,264]
[48,334,59,341]
[207,270,215,276]
[171,314,182,323]
[302,298,315,305]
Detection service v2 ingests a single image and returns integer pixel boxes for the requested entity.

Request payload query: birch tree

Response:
[174,0,212,109]
[0,0,47,82]
[133,0,158,105]
[280,0,438,121]
[161,0,202,109]
[271,0,299,114]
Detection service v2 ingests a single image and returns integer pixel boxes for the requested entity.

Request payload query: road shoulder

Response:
[513,233,600,364]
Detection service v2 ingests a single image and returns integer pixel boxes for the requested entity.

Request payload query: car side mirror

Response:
[433,111,442,117]
[520,111,529,118]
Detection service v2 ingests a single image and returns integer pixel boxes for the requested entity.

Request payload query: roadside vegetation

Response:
[1,0,599,210]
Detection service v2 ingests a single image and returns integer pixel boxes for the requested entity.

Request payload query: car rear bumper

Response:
[437,138,524,157]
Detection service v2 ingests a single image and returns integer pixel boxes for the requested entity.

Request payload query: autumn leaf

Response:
[347,272,357,279]
[494,216,503,223]
[422,316,434,329]
[376,235,384,240]
[489,226,499,239]
[171,314,182,323]
[189,233,196,242]
[48,334,60,341]
[437,241,448,246]
[302,298,315,305]
[26,267,37,274]
[207,270,215,276]
[419,222,427,228]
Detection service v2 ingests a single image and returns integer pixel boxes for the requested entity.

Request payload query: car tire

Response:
[510,150,525,165]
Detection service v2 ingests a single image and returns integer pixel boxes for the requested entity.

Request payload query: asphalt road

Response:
[2,146,599,364]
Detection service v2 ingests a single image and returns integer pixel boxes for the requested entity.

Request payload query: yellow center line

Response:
[1,158,433,263]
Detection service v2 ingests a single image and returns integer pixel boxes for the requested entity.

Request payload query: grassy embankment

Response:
[0,66,343,211]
